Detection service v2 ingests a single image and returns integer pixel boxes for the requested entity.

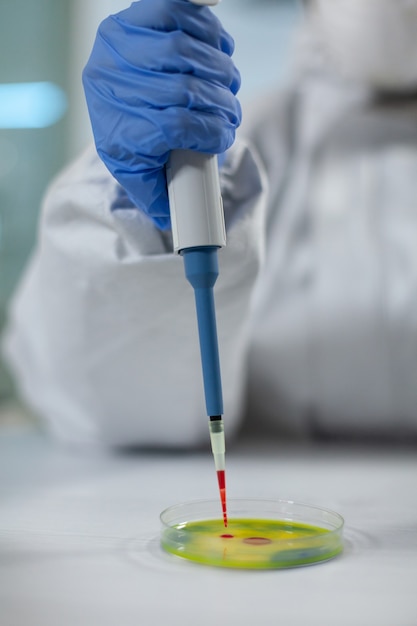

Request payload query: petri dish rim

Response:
[160,498,344,570]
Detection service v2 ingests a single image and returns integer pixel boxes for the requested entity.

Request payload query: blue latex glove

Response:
[82,0,241,229]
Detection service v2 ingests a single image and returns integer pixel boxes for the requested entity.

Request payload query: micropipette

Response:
[166,0,228,526]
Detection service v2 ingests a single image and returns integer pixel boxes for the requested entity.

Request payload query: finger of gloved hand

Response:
[92,69,241,128]
[160,106,240,152]
[96,25,240,95]
[112,0,235,55]
[93,99,238,166]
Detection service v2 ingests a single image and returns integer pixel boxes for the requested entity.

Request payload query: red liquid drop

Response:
[216,469,228,527]
[220,534,234,539]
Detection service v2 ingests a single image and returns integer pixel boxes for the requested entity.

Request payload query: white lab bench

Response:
[0,405,416,626]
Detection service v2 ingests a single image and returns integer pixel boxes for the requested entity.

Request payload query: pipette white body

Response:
[167,0,224,253]
[166,151,226,252]
[166,0,224,254]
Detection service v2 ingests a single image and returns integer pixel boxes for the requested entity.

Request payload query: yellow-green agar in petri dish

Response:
[161,499,344,569]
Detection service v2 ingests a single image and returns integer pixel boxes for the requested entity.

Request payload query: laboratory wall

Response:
[0,0,301,401]
[0,0,71,398]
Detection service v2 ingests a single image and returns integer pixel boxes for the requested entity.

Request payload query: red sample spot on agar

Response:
[243,537,272,546]
[220,534,234,539]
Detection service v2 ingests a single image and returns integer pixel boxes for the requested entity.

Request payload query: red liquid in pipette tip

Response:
[216,469,228,527]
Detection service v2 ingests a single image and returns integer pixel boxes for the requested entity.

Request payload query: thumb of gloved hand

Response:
[82,0,241,229]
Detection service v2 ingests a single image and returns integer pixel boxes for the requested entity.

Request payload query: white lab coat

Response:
[243,75,417,441]
[3,48,417,447]
[2,141,265,447]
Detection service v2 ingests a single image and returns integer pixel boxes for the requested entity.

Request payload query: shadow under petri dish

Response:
[160,499,344,570]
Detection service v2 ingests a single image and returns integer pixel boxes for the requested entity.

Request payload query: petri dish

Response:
[160,498,344,569]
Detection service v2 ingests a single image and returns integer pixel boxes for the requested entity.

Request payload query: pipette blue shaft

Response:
[181,247,223,418]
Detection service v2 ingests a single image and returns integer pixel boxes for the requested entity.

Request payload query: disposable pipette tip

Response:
[209,416,228,527]
[217,468,228,527]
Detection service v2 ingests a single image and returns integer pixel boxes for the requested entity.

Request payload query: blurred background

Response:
[0,0,301,402]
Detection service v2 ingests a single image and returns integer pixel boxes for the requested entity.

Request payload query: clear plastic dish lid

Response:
[161,498,344,570]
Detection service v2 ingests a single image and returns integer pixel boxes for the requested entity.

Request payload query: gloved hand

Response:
[82,0,241,229]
